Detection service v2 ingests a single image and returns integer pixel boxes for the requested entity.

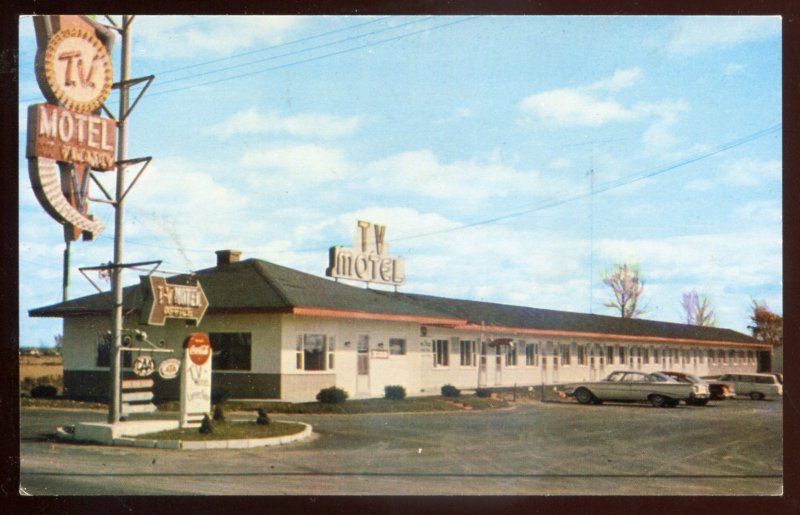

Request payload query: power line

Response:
[149,16,433,89]
[146,17,478,98]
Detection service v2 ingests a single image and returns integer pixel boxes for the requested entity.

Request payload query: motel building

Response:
[30,243,768,403]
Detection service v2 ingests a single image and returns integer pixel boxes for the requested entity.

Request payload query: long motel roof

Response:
[29,257,763,349]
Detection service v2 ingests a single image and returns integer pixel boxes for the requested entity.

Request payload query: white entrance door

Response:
[356,334,370,396]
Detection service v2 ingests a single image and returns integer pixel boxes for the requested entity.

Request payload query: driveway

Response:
[19,399,782,496]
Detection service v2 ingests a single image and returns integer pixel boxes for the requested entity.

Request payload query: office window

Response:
[460,340,477,367]
[433,339,449,367]
[95,334,132,368]
[211,332,252,371]
[389,338,406,355]
[296,334,327,371]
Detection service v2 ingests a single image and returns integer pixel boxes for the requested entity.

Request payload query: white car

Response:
[716,373,783,400]
[567,371,710,408]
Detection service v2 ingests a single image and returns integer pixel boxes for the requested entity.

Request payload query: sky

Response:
[18,15,782,347]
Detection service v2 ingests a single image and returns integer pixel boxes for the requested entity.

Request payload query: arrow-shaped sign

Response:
[140,275,209,326]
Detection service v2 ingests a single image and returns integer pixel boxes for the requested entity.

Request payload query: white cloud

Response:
[721,158,781,187]
[667,16,780,56]
[240,143,351,183]
[519,89,638,127]
[549,157,572,170]
[723,63,746,76]
[206,108,362,140]
[736,200,781,224]
[589,67,642,92]
[134,15,308,59]
[363,150,578,203]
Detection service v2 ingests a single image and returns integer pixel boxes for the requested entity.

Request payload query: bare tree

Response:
[602,263,646,318]
[681,290,718,327]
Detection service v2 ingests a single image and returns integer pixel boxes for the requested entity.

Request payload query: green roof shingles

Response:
[29,258,754,344]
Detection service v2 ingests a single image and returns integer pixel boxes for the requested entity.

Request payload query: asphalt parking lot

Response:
[19,398,782,496]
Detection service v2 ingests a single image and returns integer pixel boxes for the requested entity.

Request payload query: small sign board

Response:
[121,403,157,415]
[122,378,154,390]
[121,391,154,403]
[158,358,181,380]
[180,332,212,428]
[140,275,209,326]
[132,355,155,377]
[370,349,389,359]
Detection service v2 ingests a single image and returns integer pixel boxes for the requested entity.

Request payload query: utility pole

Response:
[109,15,132,424]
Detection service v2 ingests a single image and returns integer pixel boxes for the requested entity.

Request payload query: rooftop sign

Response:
[326,220,405,286]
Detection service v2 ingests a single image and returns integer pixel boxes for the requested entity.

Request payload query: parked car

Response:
[566,371,710,408]
[699,375,737,400]
[658,371,716,406]
[714,373,783,400]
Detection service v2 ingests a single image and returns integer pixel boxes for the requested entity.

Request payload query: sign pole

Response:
[109,15,131,424]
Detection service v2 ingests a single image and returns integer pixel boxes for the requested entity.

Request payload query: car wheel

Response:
[749,391,764,401]
[574,388,595,405]
[650,394,668,407]
[692,398,709,406]
[666,399,679,408]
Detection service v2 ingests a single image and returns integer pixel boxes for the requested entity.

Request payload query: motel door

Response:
[356,334,370,396]
[478,341,488,387]
[494,346,503,385]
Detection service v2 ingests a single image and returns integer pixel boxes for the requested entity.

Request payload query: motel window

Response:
[576,345,586,366]
[699,349,704,364]
[560,343,571,366]
[505,343,517,367]
[606,346,614,365]
[718,350,725,363]
[707,350,715,364]
[328,337,336,369]
[95,334,132,368]
[526,343,539,367]
[210,332,252,371]
[433,339,449,367]
[295,334,329,371]
[728,350,736,364]
[389,338,406,355]
[618,346,627,364]
[460,340,477,367]
[747,350,754,362]
[642,348,650,365]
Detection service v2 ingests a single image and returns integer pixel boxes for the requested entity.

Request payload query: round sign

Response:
[39,27,113,113]
[132,355,155,377]
[184,332,212,366]
[158,358,181,380]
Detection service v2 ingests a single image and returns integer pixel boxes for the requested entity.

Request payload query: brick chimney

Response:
[215,249,242,266]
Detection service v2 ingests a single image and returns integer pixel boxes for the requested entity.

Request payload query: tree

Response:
[748,300,783,346]
[681,290,717,327]
[602,263,646,318]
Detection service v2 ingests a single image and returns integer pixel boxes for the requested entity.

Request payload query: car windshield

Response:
[648,372,677,382]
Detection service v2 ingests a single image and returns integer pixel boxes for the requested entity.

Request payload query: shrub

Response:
[384,385,407,400]
[31,384,58,399]
[441,384,461,397]
[199,414,213,434]
[475,388,491,398]
[256,408,270,425]
[316,386,349,404]
[213,404,226,421]
[211,388,231,405]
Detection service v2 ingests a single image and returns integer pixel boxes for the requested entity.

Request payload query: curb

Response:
[57,420,313,450]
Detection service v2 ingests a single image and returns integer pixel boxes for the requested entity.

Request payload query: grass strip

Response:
[142,420,305,441]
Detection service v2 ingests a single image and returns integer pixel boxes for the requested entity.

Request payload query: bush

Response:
[213,404,226,421]
[211,388,231,405]
[441,384,461,397]
[31,384,58,399]
[475,388,491,398]
[384,385,406,400]
[316,386,349,404]
[256,408,270,425]
[199,414,213,434]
